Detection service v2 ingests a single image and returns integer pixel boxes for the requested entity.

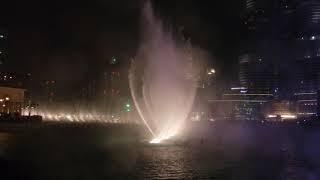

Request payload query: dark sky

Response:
[0,0,243,88]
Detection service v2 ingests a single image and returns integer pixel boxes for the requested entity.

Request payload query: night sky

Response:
[0,0,243,89]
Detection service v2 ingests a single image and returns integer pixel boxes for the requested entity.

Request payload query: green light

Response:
[124,102,131,112]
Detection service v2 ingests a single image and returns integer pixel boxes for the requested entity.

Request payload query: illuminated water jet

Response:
[129,1,197,144]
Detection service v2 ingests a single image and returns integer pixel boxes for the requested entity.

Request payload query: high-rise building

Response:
[239,53,278,94]
[240,0,281,94]
[293,0,320,117]
[236,0,281,119]
[238,0,320,118]
[0,29,7,66]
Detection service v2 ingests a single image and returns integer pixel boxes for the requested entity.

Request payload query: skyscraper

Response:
[238,0,320,118]
[234,0,280,120]
[0,29,8,66]
[234,0,300,119]
[240,0,279,94]
[293,0,320,117]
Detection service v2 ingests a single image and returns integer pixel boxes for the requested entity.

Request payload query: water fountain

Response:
[129,1,198,144]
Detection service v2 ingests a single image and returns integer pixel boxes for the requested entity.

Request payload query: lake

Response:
[0,121,318,180]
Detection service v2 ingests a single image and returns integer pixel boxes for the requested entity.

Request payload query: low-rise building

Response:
[0,86,25,113]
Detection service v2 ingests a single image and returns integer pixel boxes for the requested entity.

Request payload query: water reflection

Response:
[0,124,318,180]
[136,147,193,179]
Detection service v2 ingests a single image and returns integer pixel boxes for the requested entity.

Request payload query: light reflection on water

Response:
[0,124,317,180]
[136,147,194,179]
[134,145,308,180]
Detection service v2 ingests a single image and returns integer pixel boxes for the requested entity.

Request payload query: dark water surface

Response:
[0,122,319,180]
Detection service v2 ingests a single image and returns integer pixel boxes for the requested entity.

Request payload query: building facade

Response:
[232,0,320,120]
[293,0,320,117]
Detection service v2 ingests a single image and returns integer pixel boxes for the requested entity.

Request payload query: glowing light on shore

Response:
[267,114,297,120]
[21,109,136,124]
[281,114,297,119]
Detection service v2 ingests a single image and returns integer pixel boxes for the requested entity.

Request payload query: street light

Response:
[208,68,215,75]
[124,103,131,112]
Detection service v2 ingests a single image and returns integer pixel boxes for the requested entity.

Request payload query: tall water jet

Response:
[129,1,198,143]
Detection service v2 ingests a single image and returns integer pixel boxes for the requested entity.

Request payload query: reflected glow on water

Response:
[0,124,317,179]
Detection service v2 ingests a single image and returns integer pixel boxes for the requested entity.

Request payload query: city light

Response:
[24,110,136,124]
[5,97,9,101]
[124,103,131,112]
[267,114,297,120]
[281,114,297,119]
[231,87,246,90]
[110,57,117,64]
[207,68,215,75]
[294,92,317,95]
[224,93,273,96]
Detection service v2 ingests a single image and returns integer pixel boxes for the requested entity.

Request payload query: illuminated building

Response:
[239,54,278,94]
[236,0,282,120]
[0,86,25,113]
[206,0,320,120]
[264,100,297,121]
[239,0,320,118]
[230,0,300,120]
[0,28,33,114]
[0,29,7,66]
[240,0,286,95]
[102,55,132,122]
[0,72,31,89]
[293,0,320,117]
